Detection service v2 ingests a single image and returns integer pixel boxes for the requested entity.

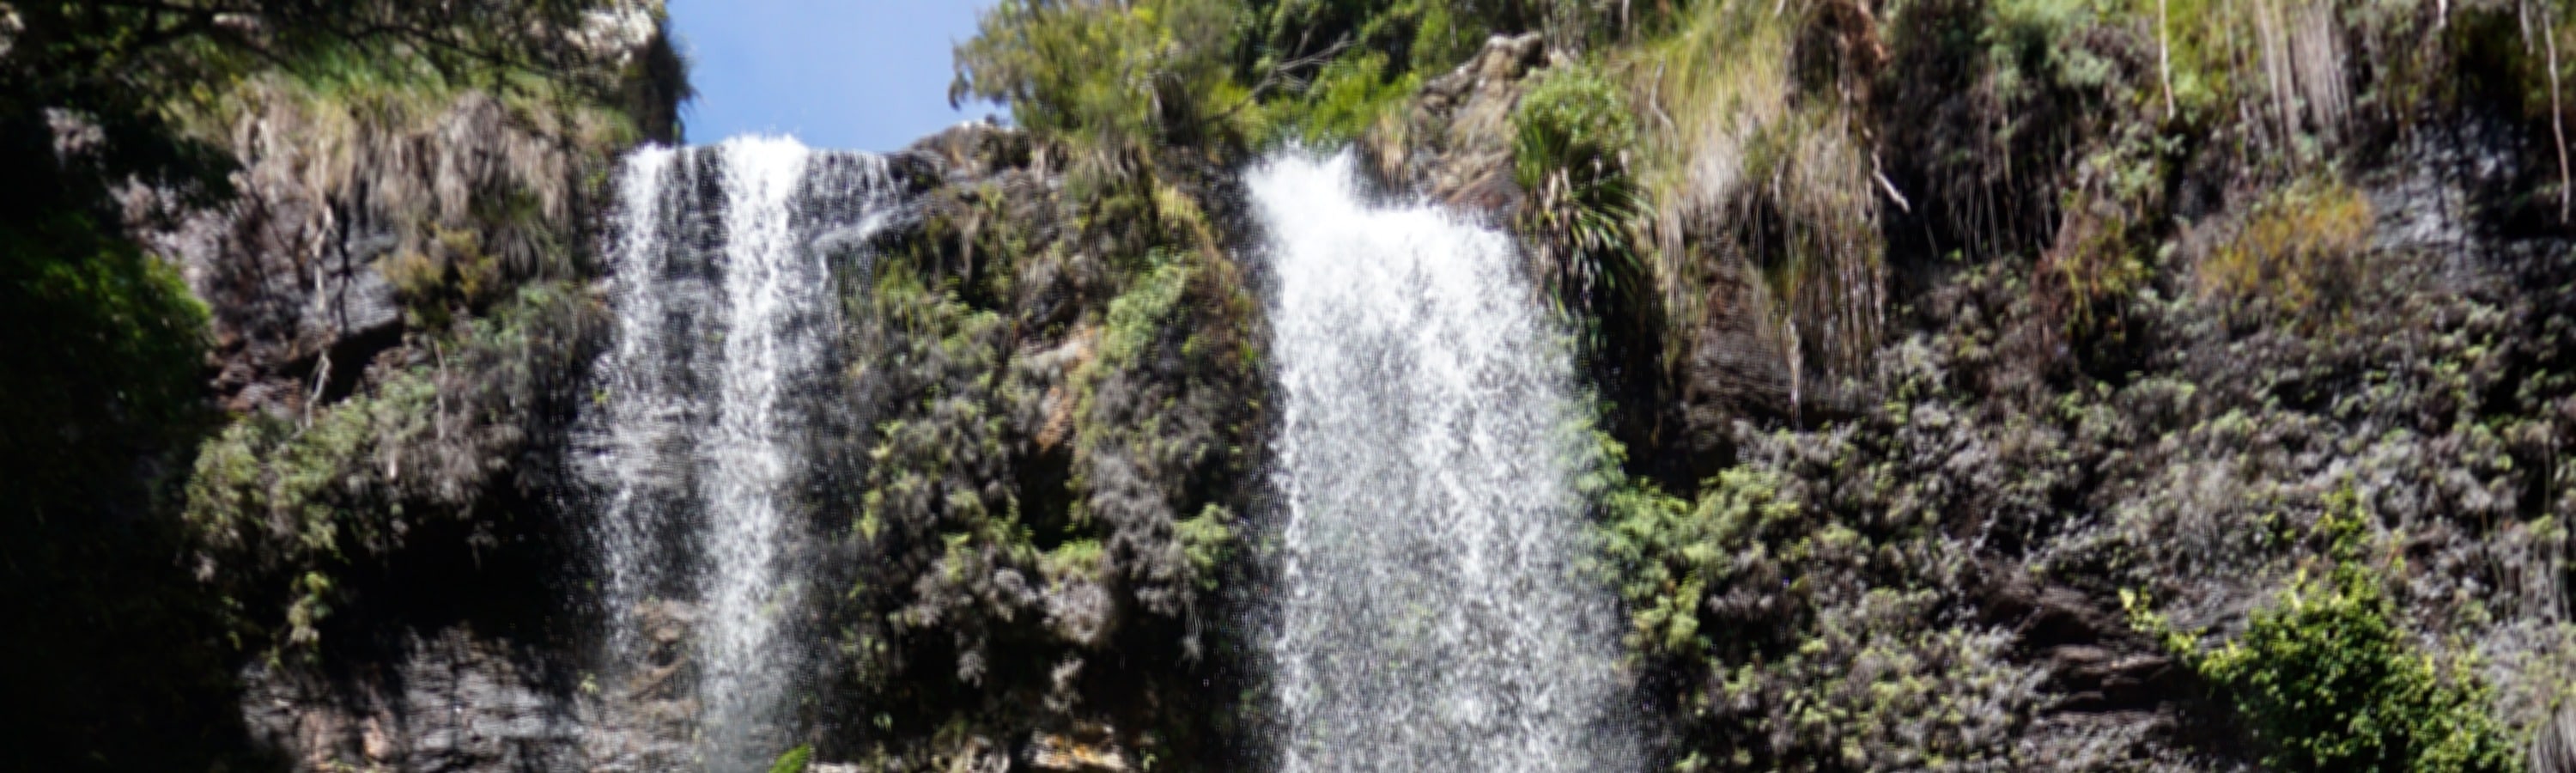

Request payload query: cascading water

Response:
[582,136,895,770]
[1252,150,1636,772]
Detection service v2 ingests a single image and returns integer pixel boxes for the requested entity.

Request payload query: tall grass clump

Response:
[1618,0,1883,406]
[1516,61,1649,326]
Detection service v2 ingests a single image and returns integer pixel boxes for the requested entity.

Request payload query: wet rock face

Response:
[137,183,408,417]
[1672,253,1798,454]
[239,629,698,773]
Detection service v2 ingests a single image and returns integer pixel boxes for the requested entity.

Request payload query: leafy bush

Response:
[1591,418,2046,772]
[0,207,244,772]
[2134,490,2520,773]
[1242,0,1480,82]
[1269,50,1420,145]
[1595,454,1795,661]
[832,168,1264,766]
[2198,174,2373,314]
[0,210,210,521]
[952,0,1255,154]
[1515,61,1650,334]
[180,283,600,651]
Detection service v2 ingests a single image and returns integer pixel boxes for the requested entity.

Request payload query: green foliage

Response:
[1514,60,1639,215]
[854,267,1018,560]
[1514,61,1650,332]
[179,283,598,652]
[953,0,1256,149]
[1268,51,1420,145]
[1590,412,2046,771]
[0,210,210,521]
[1086,254,1198,374]
[1597,460,1796,660]
[1068,251,1263,616]
[2199,173,2373,314]
[1174,504,1236,590]
[1242,0,1479,82]
[1,0,641,216]
[954,0,1584,165]
[0,1,663,766]
[0,204,246,772]
[1235,0,1498,144]
[836,164,1264,767]
[2134,490,2520,773]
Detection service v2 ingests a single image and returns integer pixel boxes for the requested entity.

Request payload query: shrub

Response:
[1268,51,1420,146]
[1595,456,1795,660]
[2197,174,2372,314]
[2134,490,2520,773]
[952,0,1255,153]
[1592,419,2046,772]
[0,210,210,522]
[179,283,598,651]
[1514,61,1651,338]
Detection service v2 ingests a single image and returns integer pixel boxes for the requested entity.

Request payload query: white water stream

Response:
[1254,151,1636,773]
[582,136,893,770]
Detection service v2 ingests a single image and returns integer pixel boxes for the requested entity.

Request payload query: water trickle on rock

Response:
[580,136,894,770]
[1252,150,1637,773]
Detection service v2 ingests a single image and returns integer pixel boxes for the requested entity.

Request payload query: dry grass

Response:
[2137,0,2352,163]
[1622,0,1791,271]
[1616,0,1885,402]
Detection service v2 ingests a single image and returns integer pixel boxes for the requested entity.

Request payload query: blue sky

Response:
[668,1,996,151]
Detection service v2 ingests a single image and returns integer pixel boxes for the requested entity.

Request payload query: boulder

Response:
[1364,33,1558,219]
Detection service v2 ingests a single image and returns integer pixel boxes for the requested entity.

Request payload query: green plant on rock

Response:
[1066,250,1261,624]
[768,744,814,773]
[1236,0,1480,145]
[1267,50,1420,146]
[1514,59,1653,355]
[2198,173,2373,316]
[2132,488,2520,773]
[0,210,211,523]
[952,0,1257,190]
[178,283,598,653]
[1593,442,1798,660]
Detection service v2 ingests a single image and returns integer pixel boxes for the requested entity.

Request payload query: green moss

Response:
[768,744,814,773]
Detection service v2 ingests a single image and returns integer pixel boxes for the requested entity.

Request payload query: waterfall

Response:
[582,136,895,770]
[1252,151,1637,772]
